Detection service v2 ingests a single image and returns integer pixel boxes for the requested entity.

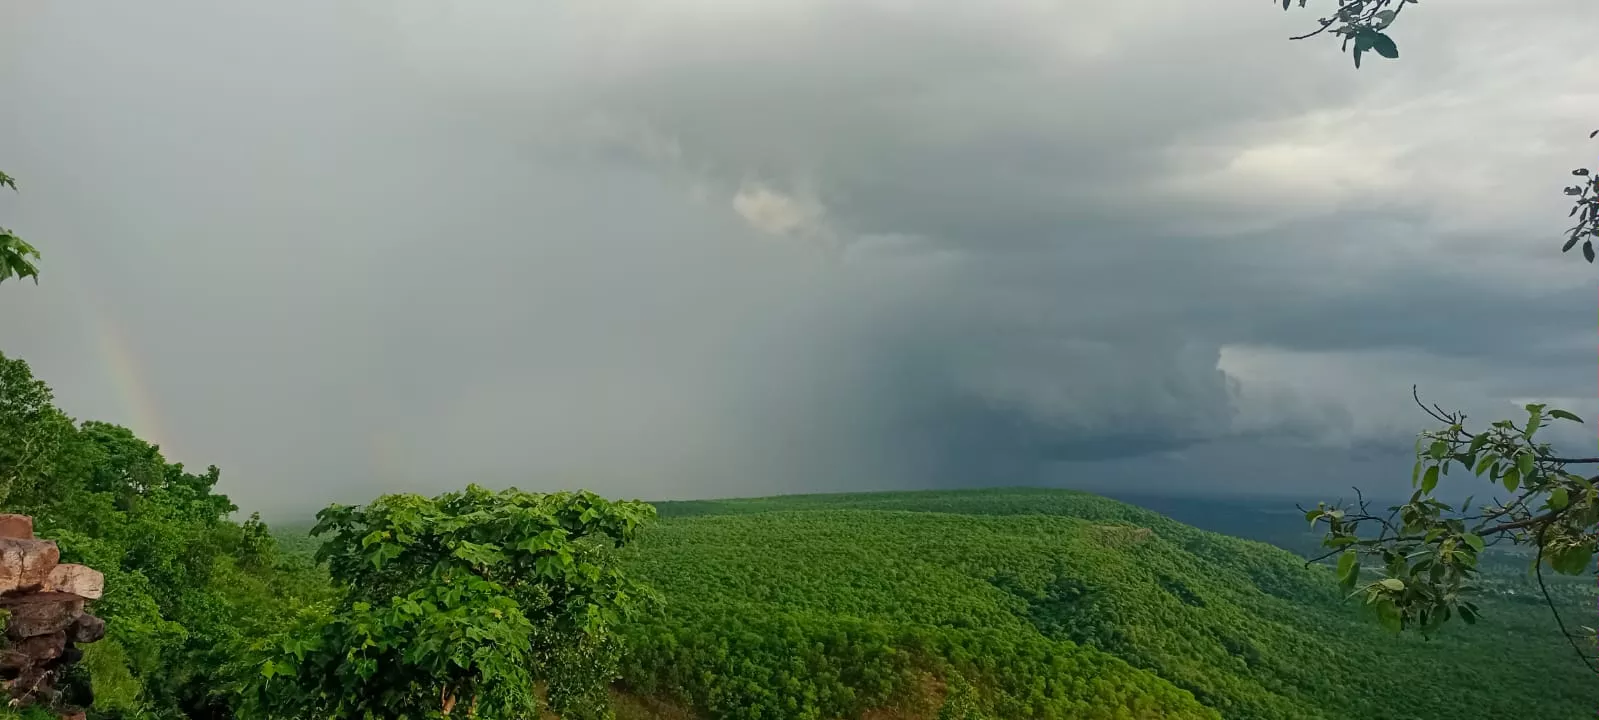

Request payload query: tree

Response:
[0,349,329,719]
[236,485,658,720]
[0,170,41,285]
[0,352,77,506]
[1280,0,1599,670]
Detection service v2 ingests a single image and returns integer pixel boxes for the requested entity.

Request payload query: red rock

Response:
[67,615,103,644]
[0,648,29,670]
[0,516,33,540]
[7,665,48,697]
[0,539,59,595]
[11,632,65,663]
[41,565,102,601]
[1,593,84,639]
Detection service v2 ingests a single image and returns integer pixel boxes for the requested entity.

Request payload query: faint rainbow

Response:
[83,298,173,460]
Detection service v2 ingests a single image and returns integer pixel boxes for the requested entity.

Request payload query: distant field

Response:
[274,487,1598,719]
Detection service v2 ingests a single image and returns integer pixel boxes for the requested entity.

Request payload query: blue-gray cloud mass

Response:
[1,0,1595,516]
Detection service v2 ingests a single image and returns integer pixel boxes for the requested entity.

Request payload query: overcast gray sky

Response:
[2,0,1596,517]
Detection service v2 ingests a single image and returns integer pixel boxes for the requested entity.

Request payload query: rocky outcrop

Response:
[0,514,104,718]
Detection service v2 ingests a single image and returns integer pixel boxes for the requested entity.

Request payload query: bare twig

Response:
[1478,509,1567,538]
[1534,526,1599,674]
[1288,17,1339,41]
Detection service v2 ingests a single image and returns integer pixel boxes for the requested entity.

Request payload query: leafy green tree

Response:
[236,512,277,570]
[0,170,41,285]
[1,347,340,720]
[1280,0,1599,671]
[0,353,76,505]
[237,486,656,720]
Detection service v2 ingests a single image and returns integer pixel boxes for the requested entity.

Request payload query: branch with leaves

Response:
[1300,391,1599,672]
[0,171,41,286]
[1561,131,1599,262]
[1278,0,1411,68]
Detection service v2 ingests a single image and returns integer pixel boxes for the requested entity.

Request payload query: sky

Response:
[1,0,1596,518]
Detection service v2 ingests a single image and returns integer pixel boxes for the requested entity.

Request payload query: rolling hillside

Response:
[271,487,1594,719]
[613,488,1595,720]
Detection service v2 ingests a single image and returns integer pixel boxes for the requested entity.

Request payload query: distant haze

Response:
[1,1,1595,517]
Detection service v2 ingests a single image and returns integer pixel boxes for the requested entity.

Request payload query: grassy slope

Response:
[617,487,1596,720]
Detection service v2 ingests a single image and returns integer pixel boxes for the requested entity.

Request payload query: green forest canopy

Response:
[3,346,1592,719]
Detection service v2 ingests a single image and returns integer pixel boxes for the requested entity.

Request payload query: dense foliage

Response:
[237,486,656,720]
[7,337,1592,719]
[0,350,335,719]
[613,489,1595,720]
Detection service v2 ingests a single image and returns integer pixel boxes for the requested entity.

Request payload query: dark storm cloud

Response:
[1,0,1595,516]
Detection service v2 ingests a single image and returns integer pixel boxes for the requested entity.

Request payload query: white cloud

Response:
[732,182,828,239]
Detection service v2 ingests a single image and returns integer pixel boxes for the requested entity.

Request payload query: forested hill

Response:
[603,488,1595,720]
[2,345,1589,719]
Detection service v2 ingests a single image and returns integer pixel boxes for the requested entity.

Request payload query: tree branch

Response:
[1288,17,1338,41]
[1534,526,1599,674]
[1477,510,1564,538]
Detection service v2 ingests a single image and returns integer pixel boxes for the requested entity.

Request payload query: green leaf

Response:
[1472,454,1496,476]
[1548,487,1570,511]
[1427,441,1449,461]
[1375,599,1402,632]
[1338,552,1362,591]
[1551,545,1595,576]
[1462,533,1485,553]
[1502,467,1521,493]
[1468,433,1489,453]
[1353,29,1376,53]
[1370,32,1398,59]
[1516,452,1535,476]
[1378,578,1405,592]
[1420,466,1439,494]
[1549,409,1584,424]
